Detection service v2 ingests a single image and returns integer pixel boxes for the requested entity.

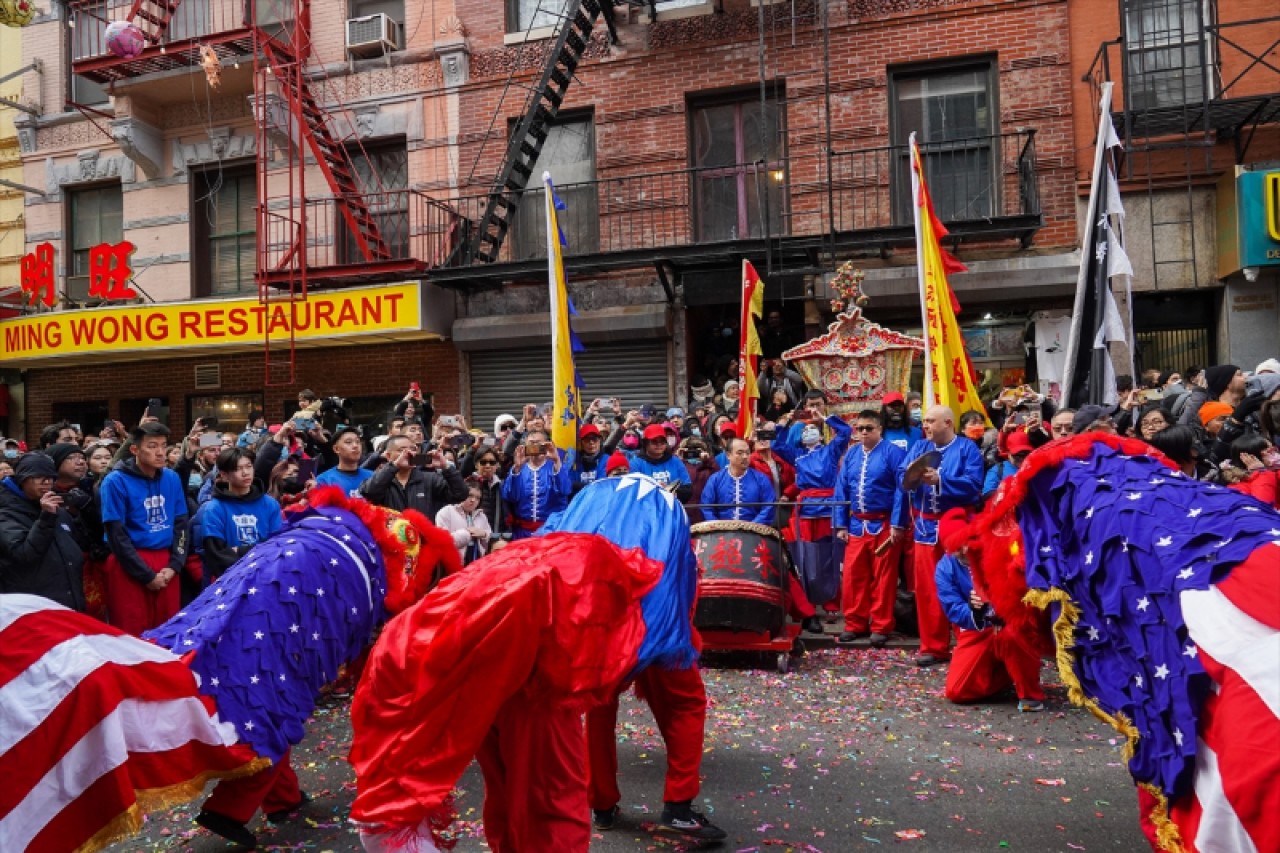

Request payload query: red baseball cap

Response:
[578,423,601,439]
[882,392,905,406]
[718,421,738,436]
[606,451,630,473]
[1006,430,1035,456]
[642,424,667,441]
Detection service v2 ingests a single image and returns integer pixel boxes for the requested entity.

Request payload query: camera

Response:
[65,487,93,511]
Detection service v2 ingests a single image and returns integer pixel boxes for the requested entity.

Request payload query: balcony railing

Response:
[68,0,282,85]
[434,130,1040,273]
[258,189,466,287]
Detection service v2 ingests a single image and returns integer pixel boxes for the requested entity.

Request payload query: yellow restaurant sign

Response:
[0,283,422,363]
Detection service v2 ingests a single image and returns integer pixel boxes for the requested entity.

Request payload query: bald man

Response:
[894,406,984,666]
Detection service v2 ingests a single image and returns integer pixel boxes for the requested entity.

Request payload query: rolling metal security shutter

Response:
[469,340,671,429]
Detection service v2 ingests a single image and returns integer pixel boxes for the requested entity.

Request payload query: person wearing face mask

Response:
[773,395,853,624]
[2,438,20,462]
[895,406,985,667]
[880,393,922,451]
[627,424,693,502]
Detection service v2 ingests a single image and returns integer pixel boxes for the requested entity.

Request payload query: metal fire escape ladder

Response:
[126,0,181,45]
[258,37,391,265]
[470,0,603,264]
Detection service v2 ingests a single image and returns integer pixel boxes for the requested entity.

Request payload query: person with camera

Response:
[360,433,468,520]
[678,436,719,524]
[0,452,89,611]
[501,430,571,540]
[567,423,610,495]
[98,422,189,635]
[501,403,549,459]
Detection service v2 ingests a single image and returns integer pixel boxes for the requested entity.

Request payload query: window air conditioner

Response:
[346,13,401,59]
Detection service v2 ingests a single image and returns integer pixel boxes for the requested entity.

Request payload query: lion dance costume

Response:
[970,433,1278,853]
[0,488,458,853]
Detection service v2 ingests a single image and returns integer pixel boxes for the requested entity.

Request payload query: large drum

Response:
[691,520,787,636]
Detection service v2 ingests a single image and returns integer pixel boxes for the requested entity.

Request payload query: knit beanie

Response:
[1203,364,1239,400]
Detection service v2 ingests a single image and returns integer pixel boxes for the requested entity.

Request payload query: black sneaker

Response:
[837,631,859,644]
[265,791,312,823]
[914,653,948,667]
[592,805,620,830]
[658,803,727,842]
[801,616,824,634]
[196,810,257,849]
[869,633,889,648]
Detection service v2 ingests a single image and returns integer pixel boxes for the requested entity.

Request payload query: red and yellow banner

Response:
[909,136,989,424]
[737,260,765,439]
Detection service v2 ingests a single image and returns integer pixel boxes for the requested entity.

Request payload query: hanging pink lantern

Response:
[104,20,146,59]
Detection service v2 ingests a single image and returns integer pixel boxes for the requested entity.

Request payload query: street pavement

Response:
[110,645,1148,853]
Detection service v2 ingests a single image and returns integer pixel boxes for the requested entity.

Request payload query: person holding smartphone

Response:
[501,429,570,540]
[359,434,468,520]
[0,452,89,611]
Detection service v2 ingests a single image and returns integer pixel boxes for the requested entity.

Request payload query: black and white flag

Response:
[1062,81,1133,409]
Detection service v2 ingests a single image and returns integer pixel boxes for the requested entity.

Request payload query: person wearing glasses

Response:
[1138,406,1173,442]
[469,450,507,550]
[501,430,571,540]
[834,409,906,647]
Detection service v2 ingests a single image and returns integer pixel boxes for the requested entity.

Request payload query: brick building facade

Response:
[3,0,1104,440]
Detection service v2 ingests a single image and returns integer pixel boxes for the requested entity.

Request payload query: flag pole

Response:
[909,132,933,406]
[1061,82,1114,408]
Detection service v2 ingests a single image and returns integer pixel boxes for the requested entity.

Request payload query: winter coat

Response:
[0,478,88,611]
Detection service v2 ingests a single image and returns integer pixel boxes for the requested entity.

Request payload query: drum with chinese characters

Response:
[691,520,787,636]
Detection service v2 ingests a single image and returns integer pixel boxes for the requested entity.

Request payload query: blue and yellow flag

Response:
[545,172,585,449]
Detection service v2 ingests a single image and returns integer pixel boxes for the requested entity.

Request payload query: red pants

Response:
[476,696,589,853]
[911,541,952,658]
[787,570,816,620]
[586,666,706,810]
[841,528,900,634]
[104,550,180,636]
[944,627,1045,703]
[203,751,301,823]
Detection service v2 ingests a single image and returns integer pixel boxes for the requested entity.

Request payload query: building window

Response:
[193,166,256,296]
[689,92,787,242]
[340,141,409,263]
[67,1,109,107]
[511,116,599,261]
[67,183,123,302]
[508,0,567,32]
[188,393,265,432]
[891,62,997,223]
[1124,0,1210,110]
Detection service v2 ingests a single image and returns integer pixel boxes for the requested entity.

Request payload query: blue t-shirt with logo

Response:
[202,492,283,549]
[100,466,188,550]
[315,466,374,498]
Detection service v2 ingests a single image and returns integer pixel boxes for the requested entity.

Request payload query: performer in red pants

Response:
[196,751,306,846]
[896,407,984,666]
[934,508,1045,711]
[476,696,590,853]
[586,665,709,837]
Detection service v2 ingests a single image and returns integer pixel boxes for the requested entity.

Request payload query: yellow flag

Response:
[545,172,581,449]
[909,135,990,424]
[737,260,765,439]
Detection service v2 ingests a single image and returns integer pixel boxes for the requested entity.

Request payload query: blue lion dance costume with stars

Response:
[966,433,1279,853]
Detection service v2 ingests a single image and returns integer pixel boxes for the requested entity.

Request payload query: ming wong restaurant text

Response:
[0,283,422,363]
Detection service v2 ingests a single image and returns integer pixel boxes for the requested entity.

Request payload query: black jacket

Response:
[0,479,89,611]
[359,463,468,521]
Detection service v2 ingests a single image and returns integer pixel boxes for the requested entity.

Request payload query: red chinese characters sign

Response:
[19,241,137,308]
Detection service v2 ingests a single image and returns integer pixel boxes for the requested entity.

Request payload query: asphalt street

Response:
[110,645,1149,853]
